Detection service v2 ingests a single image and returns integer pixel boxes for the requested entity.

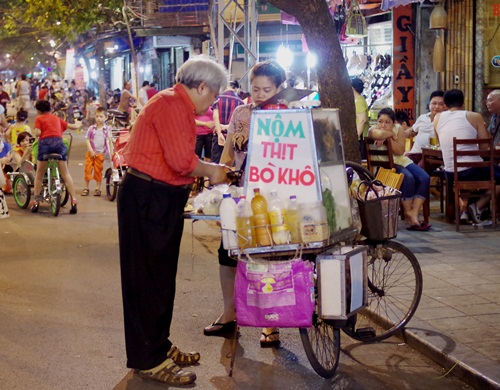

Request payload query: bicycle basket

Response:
[356,180,401,241]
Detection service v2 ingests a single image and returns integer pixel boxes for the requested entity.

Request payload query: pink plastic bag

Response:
[235,258,315,328]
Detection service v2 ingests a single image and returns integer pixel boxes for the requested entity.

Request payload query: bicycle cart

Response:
[9,133,72,216]
[104,129,130,201]
[184,108,422,379]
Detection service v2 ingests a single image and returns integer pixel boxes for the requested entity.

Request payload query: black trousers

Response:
[117,173,190,370]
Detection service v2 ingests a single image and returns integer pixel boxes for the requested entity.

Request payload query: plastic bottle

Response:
[287,195,301,244]
[220,194,238,250]
[251,188,272,246]
[236,195,256,249]
[299,201,329,243]
[268,190,290,245]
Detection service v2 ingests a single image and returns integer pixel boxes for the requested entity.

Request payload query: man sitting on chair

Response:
[434,89,500,224]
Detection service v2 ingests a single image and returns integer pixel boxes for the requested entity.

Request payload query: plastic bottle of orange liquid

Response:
[251,188,272,246]
[287,195,301,244]
[236,196,256,249]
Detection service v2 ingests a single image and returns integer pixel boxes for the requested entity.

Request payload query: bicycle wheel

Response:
[300,317,341,378]
[13,175,31,209]
[50,193,61,216]
[54,110,67,121]
[60,182,69,207]
[343,240,423,342]
[105,168,118,201]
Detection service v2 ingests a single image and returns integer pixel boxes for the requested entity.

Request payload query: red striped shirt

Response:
[123,84,199,186]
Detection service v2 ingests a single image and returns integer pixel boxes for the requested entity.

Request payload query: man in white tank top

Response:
[434,89,500,224]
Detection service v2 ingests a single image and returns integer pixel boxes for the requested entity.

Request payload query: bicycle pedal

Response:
[355,327,376,339]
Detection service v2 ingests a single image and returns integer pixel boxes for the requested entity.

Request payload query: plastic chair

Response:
[453,137,497,231]
[375,167,404,191]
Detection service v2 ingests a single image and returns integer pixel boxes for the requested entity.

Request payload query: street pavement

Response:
[0,109,497,389]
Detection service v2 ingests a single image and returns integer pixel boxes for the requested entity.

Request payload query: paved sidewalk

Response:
[394,214,500,389]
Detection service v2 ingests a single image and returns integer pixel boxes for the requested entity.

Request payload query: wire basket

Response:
[357,192,401,241]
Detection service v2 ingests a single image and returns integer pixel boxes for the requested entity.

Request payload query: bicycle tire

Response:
[345,161,374,185]
[105,169,118,201]
[51,193,61,217]
[54,110,67,121]
[343,240,423,342]
[60,182,69,207]
[300,318,341,378]
[13,175,31,209]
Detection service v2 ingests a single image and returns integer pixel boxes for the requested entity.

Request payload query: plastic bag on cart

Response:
[192,184,242,215]
[235,258,315,328]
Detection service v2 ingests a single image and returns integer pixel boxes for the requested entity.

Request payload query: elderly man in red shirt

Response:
[117,56,230,386]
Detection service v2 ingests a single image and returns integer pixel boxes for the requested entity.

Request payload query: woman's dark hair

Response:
[17,131,31,145]
[351,77,364,94]
[35,99,51,113]
[443,89,464,108]
[378,107,396,122]
[250,60,286,88]
[16,108,28,122]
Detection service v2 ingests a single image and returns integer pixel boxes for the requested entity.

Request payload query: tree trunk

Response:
[96,41,107,108]
[268,0,360,162]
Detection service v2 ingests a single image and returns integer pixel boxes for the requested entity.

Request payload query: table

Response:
[421,148,450,222]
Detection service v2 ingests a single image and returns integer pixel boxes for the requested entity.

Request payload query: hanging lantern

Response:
[430,4,447,30]
[433,34,445,72]
[345,0,368,38]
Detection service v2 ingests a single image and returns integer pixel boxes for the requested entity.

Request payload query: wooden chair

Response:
[375,167,404,190]
[365,137,395,174]
[453,137,497,231]
[366,139,404,220]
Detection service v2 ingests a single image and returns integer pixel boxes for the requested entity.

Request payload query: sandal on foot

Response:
[94,189,101,197]
[81,189,89,196]
[167,345,200,367]
[203,320,236,337]
[260,331,280,348]
[30,200,40,213]
[137,357,196,386]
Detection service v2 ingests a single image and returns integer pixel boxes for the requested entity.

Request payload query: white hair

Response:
[175,55,228,94]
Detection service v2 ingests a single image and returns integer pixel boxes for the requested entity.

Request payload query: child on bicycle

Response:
[30,100,81,214]
[82,107,112,197]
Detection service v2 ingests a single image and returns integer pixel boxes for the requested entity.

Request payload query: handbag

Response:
[234,258,315,328]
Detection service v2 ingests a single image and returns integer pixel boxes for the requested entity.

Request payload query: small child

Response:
[5,108,31,145]
[82,107,112,197]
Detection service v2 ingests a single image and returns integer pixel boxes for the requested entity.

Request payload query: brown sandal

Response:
[167,345,200,366]
[137,357,196,386]
[81,189,89,196]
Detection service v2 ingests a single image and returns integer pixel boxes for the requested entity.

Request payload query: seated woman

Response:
[10,131,34,171]
[368,108,431,230]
